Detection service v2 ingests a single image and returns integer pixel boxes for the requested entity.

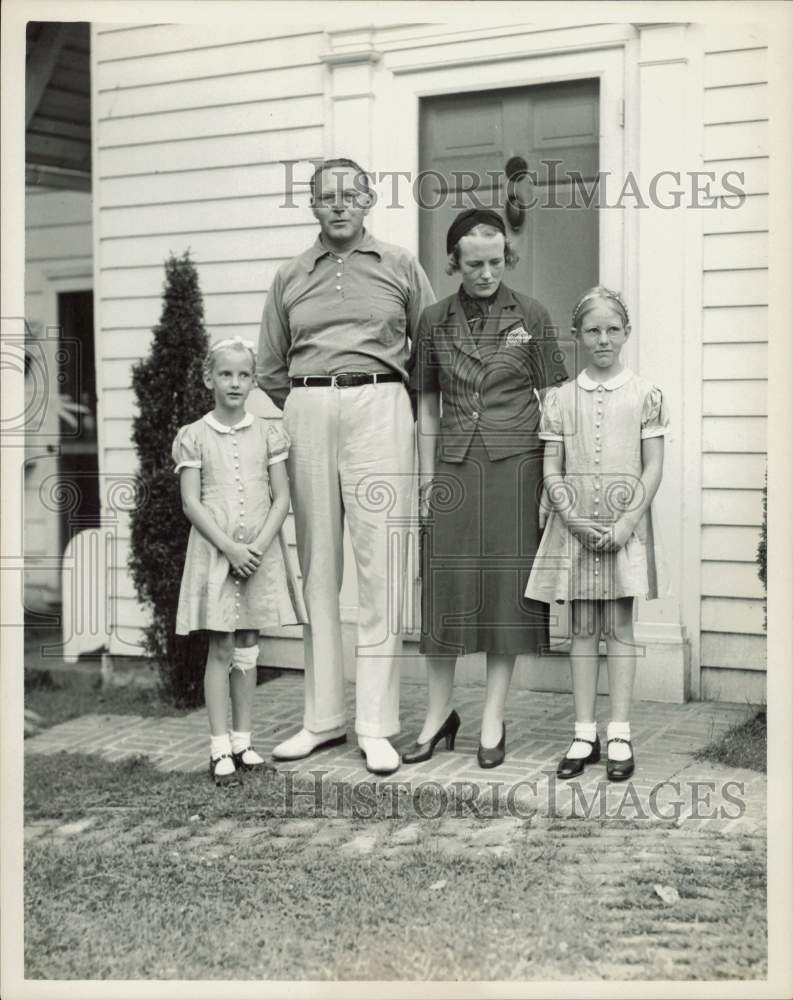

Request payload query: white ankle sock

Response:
[210,733,232,758]
[567,722,598,760]
[230,729,264,764]
[607,721,632,761]
[210,733,235,776]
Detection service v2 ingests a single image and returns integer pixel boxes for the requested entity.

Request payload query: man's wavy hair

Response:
[309,158,373,203]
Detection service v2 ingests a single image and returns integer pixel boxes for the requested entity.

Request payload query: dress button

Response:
[336,272,341,278]
[595,458,600,464]
[336,285,342,291]
[472,412,479,420]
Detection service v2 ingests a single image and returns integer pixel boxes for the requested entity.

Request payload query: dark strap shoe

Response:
[606,737,635,781]
[556,735,601,779]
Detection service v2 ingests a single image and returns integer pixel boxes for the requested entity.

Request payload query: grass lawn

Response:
[24,753,767,982]
[694,711,767,774]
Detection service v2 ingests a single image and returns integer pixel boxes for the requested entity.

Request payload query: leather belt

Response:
[290,372,404,389]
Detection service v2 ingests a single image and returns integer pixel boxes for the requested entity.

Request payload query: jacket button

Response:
[472,411,479,420]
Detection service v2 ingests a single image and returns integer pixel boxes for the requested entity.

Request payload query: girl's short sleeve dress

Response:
[173,412,307,634]
[525,369,670,604]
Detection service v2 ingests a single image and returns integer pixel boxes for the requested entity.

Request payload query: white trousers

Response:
[283,382,415,737]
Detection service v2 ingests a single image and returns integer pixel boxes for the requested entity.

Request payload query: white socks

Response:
[231,729,264,765]
[567,721,598,759]
[230,645,259,674]
[210,733,235,776]
[607,721,632,761]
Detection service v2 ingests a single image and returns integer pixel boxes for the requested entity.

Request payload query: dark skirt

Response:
[420,434,549,656]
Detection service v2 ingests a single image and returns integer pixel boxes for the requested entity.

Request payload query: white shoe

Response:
[358,736,400,776]
[271,727,347,761]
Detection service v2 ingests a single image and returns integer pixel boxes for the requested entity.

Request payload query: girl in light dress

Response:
[525,287,669,782]
[173,338,306,785]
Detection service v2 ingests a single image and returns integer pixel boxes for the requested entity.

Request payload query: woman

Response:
[404,208,567,768]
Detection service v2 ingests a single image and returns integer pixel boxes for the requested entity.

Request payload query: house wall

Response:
[91,18,769,701]
[699,23,768,702]
[92,23,325,655]
[24,187,93,611]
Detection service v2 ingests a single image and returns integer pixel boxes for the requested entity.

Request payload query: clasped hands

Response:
[227,541,263,578]
[570,517,634,552]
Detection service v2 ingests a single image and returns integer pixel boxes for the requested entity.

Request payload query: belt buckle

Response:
[334,373,359,388]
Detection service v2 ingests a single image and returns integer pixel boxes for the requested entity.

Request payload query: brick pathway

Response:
[25,672,765,835]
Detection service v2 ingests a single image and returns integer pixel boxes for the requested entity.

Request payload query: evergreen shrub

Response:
[128,252,212,706]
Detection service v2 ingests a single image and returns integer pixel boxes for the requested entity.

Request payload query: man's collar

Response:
[576,368,634,391]
[301,228,383,272]
[203,411,254,433]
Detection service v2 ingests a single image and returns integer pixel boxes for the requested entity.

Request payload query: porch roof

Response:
[26,21,91,192]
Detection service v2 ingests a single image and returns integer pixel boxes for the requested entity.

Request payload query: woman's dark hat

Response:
[446,209,506,254]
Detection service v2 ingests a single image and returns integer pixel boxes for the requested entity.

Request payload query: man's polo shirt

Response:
[257,230,435,410]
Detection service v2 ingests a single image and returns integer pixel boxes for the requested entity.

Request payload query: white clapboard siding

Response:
[702,305,766,343]
[703,120,767,160]
[701,417,766,453]
[98,127,323,178]
[703,194,768,235]
[95,64,324,119]
[100,162,307,206]
[26,223,93,263]
[700,632,766,671]
[701,561,765,600]
[702,343,767,380]
[701,525,762,563]
[699,3,768,675]
[99,96,324,149]
[703,83,767,125]
[100,195,310,239]
[101,259,288,299]
[102,292,268,330]
[95,29,324,86]
[99,226,316,268]
[702,381,767,417]
[703,233,768,271]
[703,270,767,308]
[702,489,763,527]
[701,597,765,636]
[702,453,767,489]
[702,46,766,87]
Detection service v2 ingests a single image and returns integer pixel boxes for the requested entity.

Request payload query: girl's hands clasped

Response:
[593,519,634,552]
[227,542,263,578]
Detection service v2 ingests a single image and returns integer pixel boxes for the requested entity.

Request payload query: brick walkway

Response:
[25,672,765,834]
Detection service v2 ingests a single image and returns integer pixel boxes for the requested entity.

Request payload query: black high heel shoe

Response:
[402,709,461,764]
[477,724,506,769]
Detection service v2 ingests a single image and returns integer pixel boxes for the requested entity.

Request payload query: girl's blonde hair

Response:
[571,286,630,331]
[202,337,257,380]
[445,224,519,276]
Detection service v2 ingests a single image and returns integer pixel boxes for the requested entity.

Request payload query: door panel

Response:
[419,79,599,368]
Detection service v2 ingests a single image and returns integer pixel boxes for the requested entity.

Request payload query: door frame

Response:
[368,26,638,370]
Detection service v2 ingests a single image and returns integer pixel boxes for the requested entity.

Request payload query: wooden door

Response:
[419,80,599,369]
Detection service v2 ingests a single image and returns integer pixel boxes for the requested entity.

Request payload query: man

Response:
[257,158,435,775]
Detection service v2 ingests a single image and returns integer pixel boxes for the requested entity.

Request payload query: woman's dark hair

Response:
[445,224,519,275]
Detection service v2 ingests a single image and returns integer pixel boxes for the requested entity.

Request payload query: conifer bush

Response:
[128,252,212,706]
